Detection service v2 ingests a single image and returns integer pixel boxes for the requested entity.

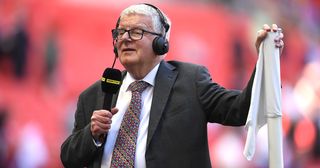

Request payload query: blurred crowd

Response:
[210,0,320,167]
[0,0,319,167]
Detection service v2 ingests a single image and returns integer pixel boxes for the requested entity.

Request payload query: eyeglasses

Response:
[112,28,162,41]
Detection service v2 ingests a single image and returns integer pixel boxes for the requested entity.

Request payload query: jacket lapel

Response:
[97,64,177,149]
[95,82,104,110]
[147,61,177,147]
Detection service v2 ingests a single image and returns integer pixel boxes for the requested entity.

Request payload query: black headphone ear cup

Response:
[113,47,118,57]
[152,36,169,55]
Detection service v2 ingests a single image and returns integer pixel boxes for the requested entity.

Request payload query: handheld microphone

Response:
[98,67,121,142]
[101,68,122,110]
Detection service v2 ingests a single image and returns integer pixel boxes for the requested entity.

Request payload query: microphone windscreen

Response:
[101,68,122,94]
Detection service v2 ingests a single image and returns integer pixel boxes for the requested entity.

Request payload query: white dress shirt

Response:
[101,63,159,168]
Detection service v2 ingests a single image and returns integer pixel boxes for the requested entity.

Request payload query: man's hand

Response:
[90,108,118,141]
[255,24,284,54]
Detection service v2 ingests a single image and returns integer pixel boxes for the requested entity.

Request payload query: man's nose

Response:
[120,31,131,41]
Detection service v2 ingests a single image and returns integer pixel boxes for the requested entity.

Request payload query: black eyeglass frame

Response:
[112,28,162,41]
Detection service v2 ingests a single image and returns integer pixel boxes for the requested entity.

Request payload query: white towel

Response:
[243,31,282,160]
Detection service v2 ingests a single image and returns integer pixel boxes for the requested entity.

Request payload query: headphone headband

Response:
[142,3,170,33]
[113,3,170,56]
[115,3,169,33]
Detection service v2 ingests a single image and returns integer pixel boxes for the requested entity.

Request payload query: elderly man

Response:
[61,3,284,168]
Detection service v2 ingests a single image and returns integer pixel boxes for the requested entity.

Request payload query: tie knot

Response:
[128,81,150,93]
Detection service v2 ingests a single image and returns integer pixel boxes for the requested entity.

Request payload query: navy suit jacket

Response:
[61,60,254,168]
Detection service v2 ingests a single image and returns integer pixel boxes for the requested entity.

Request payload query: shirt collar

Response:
[123,63,160,91]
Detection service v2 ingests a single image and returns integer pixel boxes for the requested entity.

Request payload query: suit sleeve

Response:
[60,93,102,167]
[196,66,255,126]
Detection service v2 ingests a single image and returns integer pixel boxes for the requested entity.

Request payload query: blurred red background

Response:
[1,0,319,167]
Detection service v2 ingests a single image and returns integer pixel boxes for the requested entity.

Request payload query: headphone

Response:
[113,3,170,57]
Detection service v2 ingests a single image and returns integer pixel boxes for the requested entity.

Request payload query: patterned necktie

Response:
[111,81,150,167]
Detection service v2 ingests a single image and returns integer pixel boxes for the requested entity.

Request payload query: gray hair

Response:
[120,4,171,40]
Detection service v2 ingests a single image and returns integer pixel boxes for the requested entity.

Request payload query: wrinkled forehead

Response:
[118,14,153,30]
